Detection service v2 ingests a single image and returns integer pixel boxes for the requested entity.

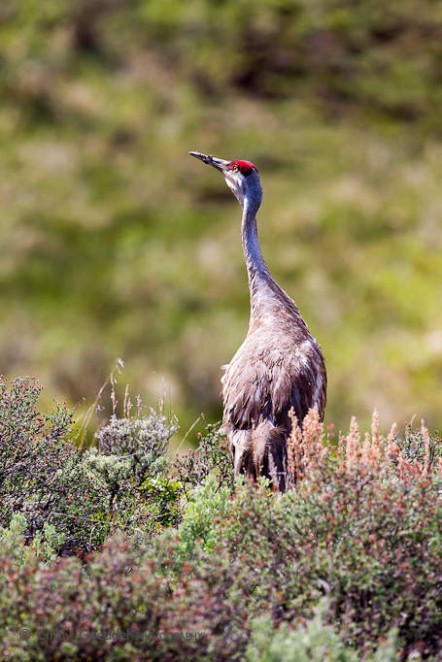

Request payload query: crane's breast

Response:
[221,335,326,430]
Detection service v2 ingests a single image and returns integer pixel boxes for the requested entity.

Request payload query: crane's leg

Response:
[252,422,288,492]
[227,424,288,492]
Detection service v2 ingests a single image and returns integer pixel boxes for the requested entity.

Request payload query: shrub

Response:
[1,458,438,660]
[245,603,400,662]
[0,377,110,554]
[0,534,169,661]
[0,514,63,567]
[85,407,180,534]
[0,377,180,554]
[173,423,235,493]
[201,411,442,658]
[96,410,174,467]
[0,378,440,659]
[159,411,441,658]
[176,474,234,564]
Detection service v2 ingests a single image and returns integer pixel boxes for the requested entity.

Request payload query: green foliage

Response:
[246,604,400,662]
[0,377,441,659]
[2,0,441,124]
[177,474,233,562]
[0,514,63,566]
[0,377,180,553]
[0,376,110,553]
[86,409,179,523]
[173,423,235,492]
[1,0,442,434]
[140,476,182,527]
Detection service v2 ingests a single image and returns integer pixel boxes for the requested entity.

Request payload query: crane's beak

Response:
[189,151,229,172]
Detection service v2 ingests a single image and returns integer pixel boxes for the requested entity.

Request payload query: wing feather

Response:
[222,320,326,492]
[223,336,326,431]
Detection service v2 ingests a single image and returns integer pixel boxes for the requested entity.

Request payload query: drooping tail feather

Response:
[227,422,288,492]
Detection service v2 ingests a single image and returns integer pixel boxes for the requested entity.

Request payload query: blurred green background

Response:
[1,0,441,436]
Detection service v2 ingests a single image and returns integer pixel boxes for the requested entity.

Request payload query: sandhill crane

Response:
[190,151,326,491]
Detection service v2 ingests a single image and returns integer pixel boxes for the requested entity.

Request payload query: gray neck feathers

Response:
[241,198,267,279]
[241,190,279,321]
[238,173,303,329]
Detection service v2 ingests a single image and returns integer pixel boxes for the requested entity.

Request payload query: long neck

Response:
[241,197,267,279]
[241,197,278,321]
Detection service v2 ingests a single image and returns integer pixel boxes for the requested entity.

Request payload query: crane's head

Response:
[190,151,262,210]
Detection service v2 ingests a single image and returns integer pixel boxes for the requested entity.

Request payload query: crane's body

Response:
[190,151,326,491]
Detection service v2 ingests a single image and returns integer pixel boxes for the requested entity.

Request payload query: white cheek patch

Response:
[226,178,237,194]
[224,175,244,205]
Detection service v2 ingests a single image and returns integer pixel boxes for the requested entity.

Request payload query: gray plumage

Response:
[190,151,326,491]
